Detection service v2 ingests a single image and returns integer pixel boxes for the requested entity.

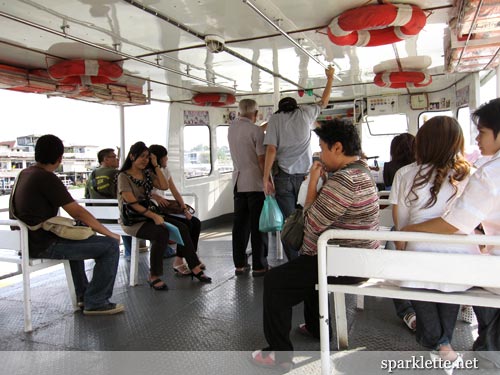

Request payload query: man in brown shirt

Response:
[10,135,124,315]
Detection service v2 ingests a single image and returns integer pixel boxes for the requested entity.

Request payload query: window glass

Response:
[216,125,233,173]
[364,114,408,135]
[457,106,481,163]
[183,125,211,178]
[481,74,497,104]
[361,115,408,164]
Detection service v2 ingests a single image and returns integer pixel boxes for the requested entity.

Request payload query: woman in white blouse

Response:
[390,116,480,369]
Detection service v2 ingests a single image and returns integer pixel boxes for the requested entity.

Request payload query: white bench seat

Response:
[75,199,140,286]
[0,219,77,332]
[317,229,500,375]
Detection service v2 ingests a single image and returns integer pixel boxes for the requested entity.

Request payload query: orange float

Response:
[48,59,122,85]
[328,4,426,47]
[374,71,432,89]
[192,93,236,107]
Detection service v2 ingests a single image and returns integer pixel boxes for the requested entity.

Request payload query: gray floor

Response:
[0,223,497,374]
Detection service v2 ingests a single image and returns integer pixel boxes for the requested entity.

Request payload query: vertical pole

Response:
[496,65,500,98]
[119,105,126,165]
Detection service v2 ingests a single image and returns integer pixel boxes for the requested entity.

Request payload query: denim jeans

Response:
[411,300,460,349]
[274,169,307,261]
[123,235,132,257]
[37,235,120,310]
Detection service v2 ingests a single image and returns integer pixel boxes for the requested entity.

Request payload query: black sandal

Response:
[148,278,169,291]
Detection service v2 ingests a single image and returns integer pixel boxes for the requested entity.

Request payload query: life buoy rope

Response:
[374,71,432,89]
[328,4,426,47]
[192,93,236,107]
[48,59,123,85]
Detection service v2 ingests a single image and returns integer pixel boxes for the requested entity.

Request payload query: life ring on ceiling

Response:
[373,56,432,74]
[192,93,236,107]
[374,71,432,89]
[48,59,123,85]
[327,4,426,47]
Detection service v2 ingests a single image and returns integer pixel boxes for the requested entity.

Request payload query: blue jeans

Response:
[123,235,132,257]
[37,236,120,310]
[411,301,460,350]
[274,169,307,261]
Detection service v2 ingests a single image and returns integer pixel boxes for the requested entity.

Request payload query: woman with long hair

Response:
[148,144,210,283]
[392,116,480,371]
[117,142,170,290]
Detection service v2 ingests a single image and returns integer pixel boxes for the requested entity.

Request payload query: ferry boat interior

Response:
[1,0,500,374]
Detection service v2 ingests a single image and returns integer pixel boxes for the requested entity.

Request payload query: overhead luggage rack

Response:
[445,0,500,72]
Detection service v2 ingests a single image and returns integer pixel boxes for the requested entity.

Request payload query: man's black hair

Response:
[276,97,298,114]
[97,148,115,164]
[313,119,361,156]
[35,134,64,164]
[472,98,500,138]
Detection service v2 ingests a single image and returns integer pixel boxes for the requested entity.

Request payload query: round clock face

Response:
[411,94,428,109]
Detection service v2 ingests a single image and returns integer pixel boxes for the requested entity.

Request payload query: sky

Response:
[0,89,169,150]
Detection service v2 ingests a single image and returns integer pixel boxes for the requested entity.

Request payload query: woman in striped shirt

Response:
[252,119,379,371]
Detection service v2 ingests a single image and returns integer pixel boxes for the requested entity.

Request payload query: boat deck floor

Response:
[0,223,497,374]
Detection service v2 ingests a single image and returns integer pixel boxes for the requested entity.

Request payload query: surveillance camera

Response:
[205,35,225,53]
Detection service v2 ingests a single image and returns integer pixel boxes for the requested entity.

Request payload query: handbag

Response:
[152,199,196,215]
[27,216,95,240]
[121,200,150,226]
[259,195,284,232]
[281,208,304,252]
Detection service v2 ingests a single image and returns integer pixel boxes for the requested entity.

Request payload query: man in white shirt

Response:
[403,98,500,368]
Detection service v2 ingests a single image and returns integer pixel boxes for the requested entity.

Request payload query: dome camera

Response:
[205,35,225,53]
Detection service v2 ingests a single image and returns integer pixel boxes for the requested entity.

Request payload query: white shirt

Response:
[444,150,500,252]
[152,166,171,196]
[390,162,479,292]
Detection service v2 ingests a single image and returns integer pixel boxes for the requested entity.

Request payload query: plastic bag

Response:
[259,195,284,232]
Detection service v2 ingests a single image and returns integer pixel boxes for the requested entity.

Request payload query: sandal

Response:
[403,312,417,332]
[173,263,191,276]
[250,350,293,372]
[148,278,168,291]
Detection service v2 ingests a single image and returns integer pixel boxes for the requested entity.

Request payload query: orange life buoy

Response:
[192,93,236,107]
[374,71,432,89]
[328,4,426,47]
[48,59,123,85]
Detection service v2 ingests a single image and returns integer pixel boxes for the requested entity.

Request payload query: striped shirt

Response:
[300,160,380,256]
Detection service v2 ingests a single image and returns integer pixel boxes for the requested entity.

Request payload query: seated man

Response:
[86,147,133,259]
[10,134,124,315]
[252,120,380,370]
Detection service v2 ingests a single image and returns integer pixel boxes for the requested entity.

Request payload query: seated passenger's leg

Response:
[136,222,169,280]
[262,255,317,364]
[40,236,120,309]
[411,301,459,350]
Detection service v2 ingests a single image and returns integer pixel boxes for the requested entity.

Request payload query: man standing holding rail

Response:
[262,66,335,260]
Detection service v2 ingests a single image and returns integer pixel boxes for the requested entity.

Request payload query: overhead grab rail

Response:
[122,0,318,91]
[242,0,341,81]
[0,10,235,92]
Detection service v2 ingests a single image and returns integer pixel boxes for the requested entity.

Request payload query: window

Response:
[183,125,211,179]
[215,125,233,173]
[361,114,408,163]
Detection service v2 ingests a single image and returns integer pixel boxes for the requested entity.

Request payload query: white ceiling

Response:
[0,0,467,105]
